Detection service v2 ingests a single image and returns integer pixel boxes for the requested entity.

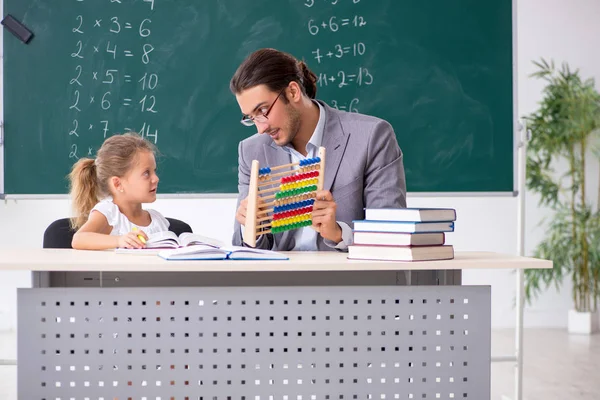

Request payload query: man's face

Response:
[236,84,301,147]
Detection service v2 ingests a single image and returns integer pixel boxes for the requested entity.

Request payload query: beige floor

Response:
[0,330,17,400]
[490,329,600,400]
[1,329,599,400]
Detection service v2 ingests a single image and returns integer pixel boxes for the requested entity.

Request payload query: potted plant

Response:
[523,58,600,334]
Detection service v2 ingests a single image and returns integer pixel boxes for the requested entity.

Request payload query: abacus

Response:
[244,147,326,247]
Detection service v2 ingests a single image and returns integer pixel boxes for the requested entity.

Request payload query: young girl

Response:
[69,133,169,250]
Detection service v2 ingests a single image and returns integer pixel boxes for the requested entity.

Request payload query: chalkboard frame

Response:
[0,0,519,198]
[0,0,4,197]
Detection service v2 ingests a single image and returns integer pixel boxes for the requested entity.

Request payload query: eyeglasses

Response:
[240,88,285,127]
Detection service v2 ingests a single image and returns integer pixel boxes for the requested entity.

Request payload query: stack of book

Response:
[348,208,456,262]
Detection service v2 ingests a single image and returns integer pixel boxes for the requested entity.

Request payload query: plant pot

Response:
[568,309,599,334]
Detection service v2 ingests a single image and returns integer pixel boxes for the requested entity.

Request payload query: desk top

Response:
[0,249,552,272]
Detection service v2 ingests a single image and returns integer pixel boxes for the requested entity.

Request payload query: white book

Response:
[365,208,456,222]
[353,220,454,233]
[115,231,226,254]
[348,244,454,262]
[158,245,289,261]
[353,231,445,246]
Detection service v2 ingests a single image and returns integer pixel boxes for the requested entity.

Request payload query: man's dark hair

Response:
[230,48,317,99]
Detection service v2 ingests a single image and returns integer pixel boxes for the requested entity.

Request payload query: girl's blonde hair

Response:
[68,133,157,230]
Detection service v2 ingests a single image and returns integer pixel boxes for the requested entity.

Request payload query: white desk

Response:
[0,249,551,272]
[2,249,551,400]
[1,249,551,288]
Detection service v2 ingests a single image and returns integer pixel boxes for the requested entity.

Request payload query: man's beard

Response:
[281,105,302,147]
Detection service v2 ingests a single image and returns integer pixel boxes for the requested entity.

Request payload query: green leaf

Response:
[523,58,600,312]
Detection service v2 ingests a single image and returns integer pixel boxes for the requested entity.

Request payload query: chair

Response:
[42,217,193,249]
[165,218,192,236]
[42,218,77,249]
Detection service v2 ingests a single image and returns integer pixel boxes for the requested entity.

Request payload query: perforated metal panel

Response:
[18,286,490,400]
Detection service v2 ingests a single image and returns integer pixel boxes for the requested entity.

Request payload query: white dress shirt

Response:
[280,101,352,251]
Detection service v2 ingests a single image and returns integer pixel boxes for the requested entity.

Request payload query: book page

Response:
[223,246,289,260]
[145,230,180,248]
[158,244,229,260]
[178,232,225,248]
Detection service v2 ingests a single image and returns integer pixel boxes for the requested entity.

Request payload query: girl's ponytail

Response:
[68,158,99,230]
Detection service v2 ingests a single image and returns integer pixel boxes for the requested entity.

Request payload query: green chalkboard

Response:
[2,0,513,195]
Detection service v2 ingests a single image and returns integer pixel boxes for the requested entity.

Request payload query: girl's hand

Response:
[117,231,148,249]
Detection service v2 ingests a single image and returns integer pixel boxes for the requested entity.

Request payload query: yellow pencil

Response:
[132,227,147,244]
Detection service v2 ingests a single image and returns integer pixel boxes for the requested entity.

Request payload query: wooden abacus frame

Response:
[244,147,326,247]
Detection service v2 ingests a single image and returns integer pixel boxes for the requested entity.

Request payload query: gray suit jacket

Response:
[232,100,407,251]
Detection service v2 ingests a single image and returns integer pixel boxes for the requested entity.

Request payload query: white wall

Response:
[2,0,599,332]
[517,0,600,325]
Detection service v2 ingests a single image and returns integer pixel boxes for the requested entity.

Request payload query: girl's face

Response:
[119,150,159,203]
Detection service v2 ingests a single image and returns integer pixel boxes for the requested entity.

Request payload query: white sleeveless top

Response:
[90,197,170,236]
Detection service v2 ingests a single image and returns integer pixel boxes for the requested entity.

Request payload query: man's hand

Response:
[235,196,249,226]
[236,196,267,227]
[312,190,343,243]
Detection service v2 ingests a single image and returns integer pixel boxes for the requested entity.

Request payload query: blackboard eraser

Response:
[1,14,34,44]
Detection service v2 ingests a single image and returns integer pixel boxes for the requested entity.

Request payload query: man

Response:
[230,48,406,251]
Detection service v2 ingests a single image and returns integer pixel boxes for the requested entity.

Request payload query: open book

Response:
[145,231,226,248]
[157,245,289,261]
[115,231,226,254]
